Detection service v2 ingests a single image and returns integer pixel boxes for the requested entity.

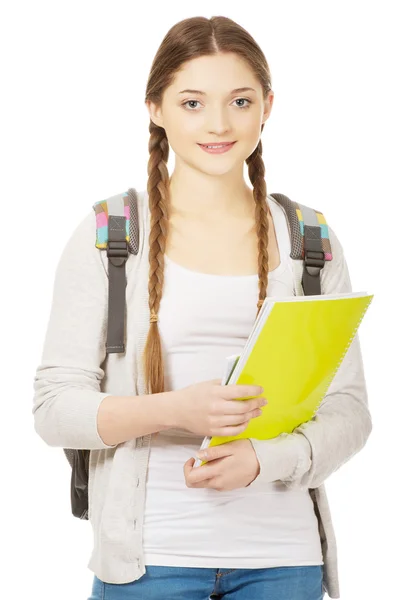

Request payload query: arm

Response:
[32,209,176,449]
[249,225,373,490]
[96,392,177,446]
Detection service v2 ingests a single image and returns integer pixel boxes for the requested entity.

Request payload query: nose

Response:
[206,106,232,136]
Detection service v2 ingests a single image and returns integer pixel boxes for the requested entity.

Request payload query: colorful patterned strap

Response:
[270,193,333,262]
[92,188,139,254]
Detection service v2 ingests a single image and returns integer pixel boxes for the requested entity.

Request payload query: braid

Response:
[142,120,170,395]
[143,121,270,391]
[246,135,270,319]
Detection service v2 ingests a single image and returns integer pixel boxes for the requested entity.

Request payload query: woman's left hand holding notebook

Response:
[183,439,261,491]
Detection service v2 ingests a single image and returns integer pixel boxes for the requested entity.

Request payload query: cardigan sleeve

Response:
[249,224,373,490]
[32,209,118,450]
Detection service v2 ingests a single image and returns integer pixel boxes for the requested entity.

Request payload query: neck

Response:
[168,166,255,221]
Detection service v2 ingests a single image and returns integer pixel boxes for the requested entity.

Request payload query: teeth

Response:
[206,145,225,148]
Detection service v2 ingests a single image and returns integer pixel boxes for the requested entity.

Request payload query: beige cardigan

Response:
[32,189,372,599]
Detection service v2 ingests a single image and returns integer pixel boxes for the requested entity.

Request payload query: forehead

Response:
[168,53,260,95]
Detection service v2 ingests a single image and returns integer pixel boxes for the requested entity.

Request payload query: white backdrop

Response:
[2,1,398,599]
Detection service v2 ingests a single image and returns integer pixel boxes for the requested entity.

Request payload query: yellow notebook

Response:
[194,291,373,467]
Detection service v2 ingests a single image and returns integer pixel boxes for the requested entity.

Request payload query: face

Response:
[146,52,274,176]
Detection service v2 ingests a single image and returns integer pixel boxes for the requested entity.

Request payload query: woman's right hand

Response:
[171,379,267,437]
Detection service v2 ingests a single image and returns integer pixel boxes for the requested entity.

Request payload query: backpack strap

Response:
[269,193,333,295]
[92,187,140,354]
[91,188,331,352]
[65,188,140,522]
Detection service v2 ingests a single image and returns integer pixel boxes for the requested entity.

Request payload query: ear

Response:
[146,100,164,128]
[262,91,274,125]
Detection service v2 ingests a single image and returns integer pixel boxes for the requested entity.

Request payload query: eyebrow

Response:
[177,87,257,96]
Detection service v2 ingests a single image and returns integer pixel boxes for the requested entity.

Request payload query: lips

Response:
[197,141,237,155]
[198,142,236,147]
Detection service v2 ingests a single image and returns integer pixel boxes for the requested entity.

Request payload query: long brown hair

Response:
[143,15,272,395]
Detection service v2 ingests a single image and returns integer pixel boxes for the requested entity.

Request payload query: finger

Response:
[218,408,262,426]
[223,384,264,400]
[186,478,217,489]
[183,457,214,479]
[183,458,200,486]
[197,444,236,463]
[186,462,218,486]
[183,457,195,477]
[220,397,266,414]
[183,457,196,473]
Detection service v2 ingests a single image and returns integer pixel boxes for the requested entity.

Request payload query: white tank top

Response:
[142,194,323,569]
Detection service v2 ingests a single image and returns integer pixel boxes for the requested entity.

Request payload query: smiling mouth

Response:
[198,142,236,148]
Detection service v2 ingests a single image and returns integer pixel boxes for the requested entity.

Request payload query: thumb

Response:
[197,443,233,462]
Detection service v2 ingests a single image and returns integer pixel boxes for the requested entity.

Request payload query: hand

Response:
[183,439,260,491]
[172,379,267,437]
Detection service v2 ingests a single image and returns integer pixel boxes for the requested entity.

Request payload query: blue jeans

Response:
[88,565,324,599]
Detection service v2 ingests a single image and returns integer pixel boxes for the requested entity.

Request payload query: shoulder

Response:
[59,208,97,260]
[54,187,148,283]
[66,187,147,253]
[94,187,148,221]
[53,208,106,287]
[268,193,346,267]
[271,192,351,294]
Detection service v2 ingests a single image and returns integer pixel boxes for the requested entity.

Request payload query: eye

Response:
[181,98,252,110]
[182,100,201,110]
[234,98,252,109]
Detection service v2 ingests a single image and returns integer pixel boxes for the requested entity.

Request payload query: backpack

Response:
[64,187,333,519]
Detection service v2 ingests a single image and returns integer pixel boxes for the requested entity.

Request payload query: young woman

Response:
[33,15,372,600]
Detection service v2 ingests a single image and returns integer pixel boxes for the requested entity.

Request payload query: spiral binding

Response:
[308,295,373,421]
